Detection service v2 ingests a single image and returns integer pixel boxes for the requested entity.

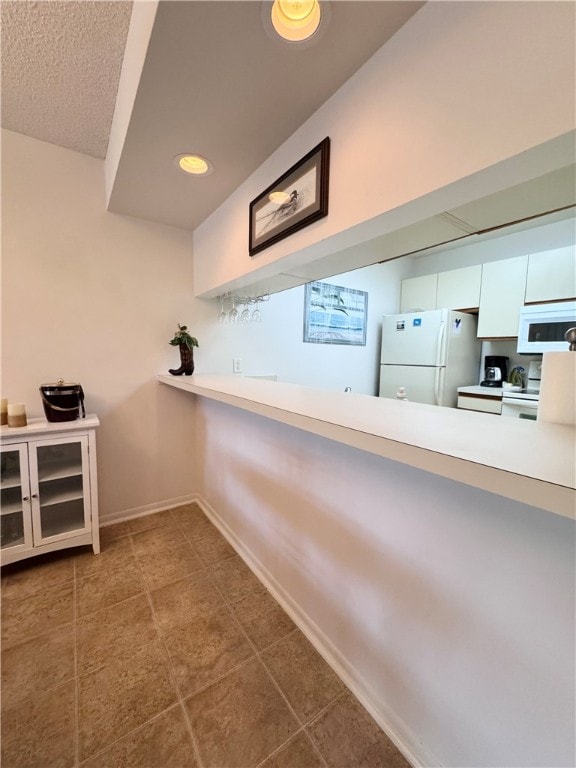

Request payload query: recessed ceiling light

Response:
[174,154,213,176]
[271,0,321,42]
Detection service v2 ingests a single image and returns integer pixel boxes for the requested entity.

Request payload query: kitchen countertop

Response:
[157,374,575,520]
[458,385,503,398]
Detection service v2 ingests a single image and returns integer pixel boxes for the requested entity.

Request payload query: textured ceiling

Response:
[1,0,132,158]
[0,0,425,230]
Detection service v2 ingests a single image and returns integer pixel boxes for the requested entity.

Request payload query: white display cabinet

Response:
[0,416,100,565]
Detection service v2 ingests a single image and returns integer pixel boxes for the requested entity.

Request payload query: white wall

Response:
[192,258,408,395]
[1,130,197,520]
[0,131,405,529]
[196,396,575,768]
[193,1,575,297]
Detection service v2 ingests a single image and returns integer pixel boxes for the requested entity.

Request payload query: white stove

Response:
[501,360,542,419]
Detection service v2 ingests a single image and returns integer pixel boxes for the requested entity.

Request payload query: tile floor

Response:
[1,503,411,768]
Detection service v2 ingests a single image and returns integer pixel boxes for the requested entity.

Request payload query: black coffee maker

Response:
[481,356,509,387]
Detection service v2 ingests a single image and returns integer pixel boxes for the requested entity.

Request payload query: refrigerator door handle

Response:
[435,320,446,368]
[434,365,442,406]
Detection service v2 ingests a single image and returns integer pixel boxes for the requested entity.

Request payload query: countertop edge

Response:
[157,375,575,520]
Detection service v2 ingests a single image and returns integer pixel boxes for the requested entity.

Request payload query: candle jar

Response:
[7,403,27,428]
[0,398,7,426]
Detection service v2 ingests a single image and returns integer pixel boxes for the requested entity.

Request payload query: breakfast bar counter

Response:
[157,374,576,520]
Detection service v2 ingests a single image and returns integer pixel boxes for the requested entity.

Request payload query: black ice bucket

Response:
[40,379,86,422]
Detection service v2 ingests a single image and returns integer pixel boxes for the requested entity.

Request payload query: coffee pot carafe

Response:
[481,356,509,388]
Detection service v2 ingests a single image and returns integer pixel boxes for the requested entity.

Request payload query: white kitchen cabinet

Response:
[436,264,482,310]
[477,256,528,338]
[1,416,100,565]
[525,246,576,304]
[400,274,438,312]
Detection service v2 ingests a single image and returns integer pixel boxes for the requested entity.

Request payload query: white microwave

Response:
[517,301,576,353]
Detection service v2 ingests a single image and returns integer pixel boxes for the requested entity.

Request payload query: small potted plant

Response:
[168,324,198,376]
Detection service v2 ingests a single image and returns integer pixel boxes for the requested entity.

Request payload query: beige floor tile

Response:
[185,658,299,768]
[259,732,325,768]
[78,639,178,762]
[261,630,345,724]
[137,543,204,591]
[0,551,74,601]
[169,502,205,526]
[75,536,135,580]
[209,554,262,602]
[77,593,158,675]
[80,705,199,768]
[193,526,237,566]
[1,581,74,649]
[150,572,224,634]
[1,625,75,710]
[230,586,296,651]
[128,509,176,534]
[164,604,254,698]
[176,509,217,542]
[1,680,76,768]
[131,523,188,558]
[307,690,411,768]
[76,560,145,617]
[99,520,132,545]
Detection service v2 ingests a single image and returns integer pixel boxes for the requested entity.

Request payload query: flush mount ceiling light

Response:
[174,154,214,176]
[271,0,321,42]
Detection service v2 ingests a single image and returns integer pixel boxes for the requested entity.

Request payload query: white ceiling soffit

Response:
[0,0,132,159]
[215,162,576,299]
[106,1,425,231]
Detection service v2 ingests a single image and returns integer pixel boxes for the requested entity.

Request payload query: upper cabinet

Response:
[400,274,438,312]
[477,255,528,338]
[524,246,576,303]
[436,264,482,311]
[400,247,574,337]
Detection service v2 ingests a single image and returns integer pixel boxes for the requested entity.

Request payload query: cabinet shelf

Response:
[38,459,82,482]
[40,477,83,507]
[1,499,23,516]
[1,508,25,549]
[1,534,25,549]
[1,470,22,490]
[1,484,24,516]
[40,499,85,538]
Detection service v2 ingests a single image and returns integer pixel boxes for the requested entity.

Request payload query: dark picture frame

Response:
[249,137,330,256]
[303,281,368,346]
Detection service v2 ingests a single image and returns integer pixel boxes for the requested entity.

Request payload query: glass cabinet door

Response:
[29,437,90,544]
[0,445,33,551]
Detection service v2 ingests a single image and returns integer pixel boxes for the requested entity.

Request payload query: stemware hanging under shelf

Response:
[215,293,270,324]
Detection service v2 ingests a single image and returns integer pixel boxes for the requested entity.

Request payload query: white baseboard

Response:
[99,493,199,526]
[194,495,437,768]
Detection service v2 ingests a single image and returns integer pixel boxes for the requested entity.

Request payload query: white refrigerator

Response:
[379,309,481,407]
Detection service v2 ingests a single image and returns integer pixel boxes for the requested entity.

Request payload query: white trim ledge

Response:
[157,374,576,520]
